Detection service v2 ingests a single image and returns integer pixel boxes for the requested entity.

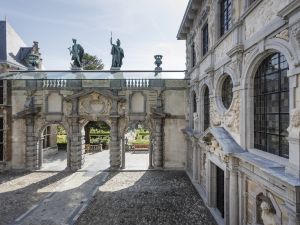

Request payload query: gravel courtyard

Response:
[75,171,216,225]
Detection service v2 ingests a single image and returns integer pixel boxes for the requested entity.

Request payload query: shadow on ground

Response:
[75,171,217,225]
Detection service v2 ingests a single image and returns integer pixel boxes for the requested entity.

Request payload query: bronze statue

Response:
[68,39,84,68]
[110,33,124,69]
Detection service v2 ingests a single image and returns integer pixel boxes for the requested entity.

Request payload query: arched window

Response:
[254,52,289,158]
[221,75,233,109]
[204,86,210,130]
[193,91,197,113]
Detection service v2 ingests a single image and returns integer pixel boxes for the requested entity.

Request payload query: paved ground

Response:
[0,170,72,225]
[0,150,216,225]
[75,171,216,225]
[41,149,150,171]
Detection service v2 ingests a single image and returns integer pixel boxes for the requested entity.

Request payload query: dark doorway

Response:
[216,166,224,218]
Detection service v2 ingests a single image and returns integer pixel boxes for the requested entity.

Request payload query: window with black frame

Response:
[220,0,232,36]
[221,75,233,110]
[202,23,209,56]
[0,118,3,161]
[193,91,197,113]
[191,42,196,68]
[204,85,210,130]
[254,52,289,158]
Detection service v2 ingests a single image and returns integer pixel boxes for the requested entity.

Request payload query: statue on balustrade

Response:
[110,33,124,69]
[68,39,84,68]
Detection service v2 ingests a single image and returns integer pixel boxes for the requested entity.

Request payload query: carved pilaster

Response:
[110,117,121,168]
[25,116,37,170]
[153,118,163,168]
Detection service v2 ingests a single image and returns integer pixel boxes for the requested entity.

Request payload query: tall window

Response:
[0,118,3,161]
[204,86,210,130]
[0,80,4,105]
[191,43,196,68]
[220,0,232,36]
[254,53,289,158]
[221,75,233,109]
[193,91,197,113]
[202,23,209,56]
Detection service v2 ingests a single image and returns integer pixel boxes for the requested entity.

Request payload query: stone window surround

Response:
[241,46,296,168]
[190,87,199,131]
[201,20,209,57]
[214,73,236,115]
[199,82,211,132]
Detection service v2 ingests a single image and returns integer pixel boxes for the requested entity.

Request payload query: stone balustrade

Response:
[125,79,149,88]
[43,79,67,88]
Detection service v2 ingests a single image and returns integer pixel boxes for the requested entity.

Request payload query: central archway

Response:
[82,120,111,170]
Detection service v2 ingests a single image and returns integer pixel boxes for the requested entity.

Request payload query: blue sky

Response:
[0,0,188,70]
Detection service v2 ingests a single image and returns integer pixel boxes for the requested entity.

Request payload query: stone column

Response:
[69,98,84,170]
[229,170,239,225]
[192,138,198,180]
[121,136,125,169]
[148,136,154,169]
[110,117,121,168]
[153,118,163,168]
[25,116,37,170]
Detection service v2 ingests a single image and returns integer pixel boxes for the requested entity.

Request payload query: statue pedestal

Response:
[71,66,82,71]
[110,67,123,79]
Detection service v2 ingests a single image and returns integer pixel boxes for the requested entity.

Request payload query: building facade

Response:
[178,0,300,224]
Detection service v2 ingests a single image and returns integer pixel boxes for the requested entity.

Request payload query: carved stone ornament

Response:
[292,24,300,47]
[274,29,289,41]
[210,97,221,126]
[287,108,300,137]
[260,201,277,225]
[79,92,112,115]
[63,101,72,116]
[223,91,240,133]
[208,137,229,163]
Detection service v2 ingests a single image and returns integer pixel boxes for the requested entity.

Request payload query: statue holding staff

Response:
[110,32,124,69]
[68,38,84,68]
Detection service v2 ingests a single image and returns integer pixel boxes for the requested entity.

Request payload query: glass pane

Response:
[266,114,279,134]
[280,92,289,113]
[265,72,279,93]
[267,134,279,155]
[266,93,279,113]
[280,137,289,158]
[280,114,289,136]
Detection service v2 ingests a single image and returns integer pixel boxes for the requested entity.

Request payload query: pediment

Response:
[201,127,246,156]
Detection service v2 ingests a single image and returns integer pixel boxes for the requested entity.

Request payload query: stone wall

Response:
[179,0,300,224]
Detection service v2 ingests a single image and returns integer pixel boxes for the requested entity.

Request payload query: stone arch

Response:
[242,38,297,89]
[35,121,70,169]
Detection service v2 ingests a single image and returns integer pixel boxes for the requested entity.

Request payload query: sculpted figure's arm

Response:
[110,36,113,46]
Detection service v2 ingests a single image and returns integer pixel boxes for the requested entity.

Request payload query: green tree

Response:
[82,53,104,70]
